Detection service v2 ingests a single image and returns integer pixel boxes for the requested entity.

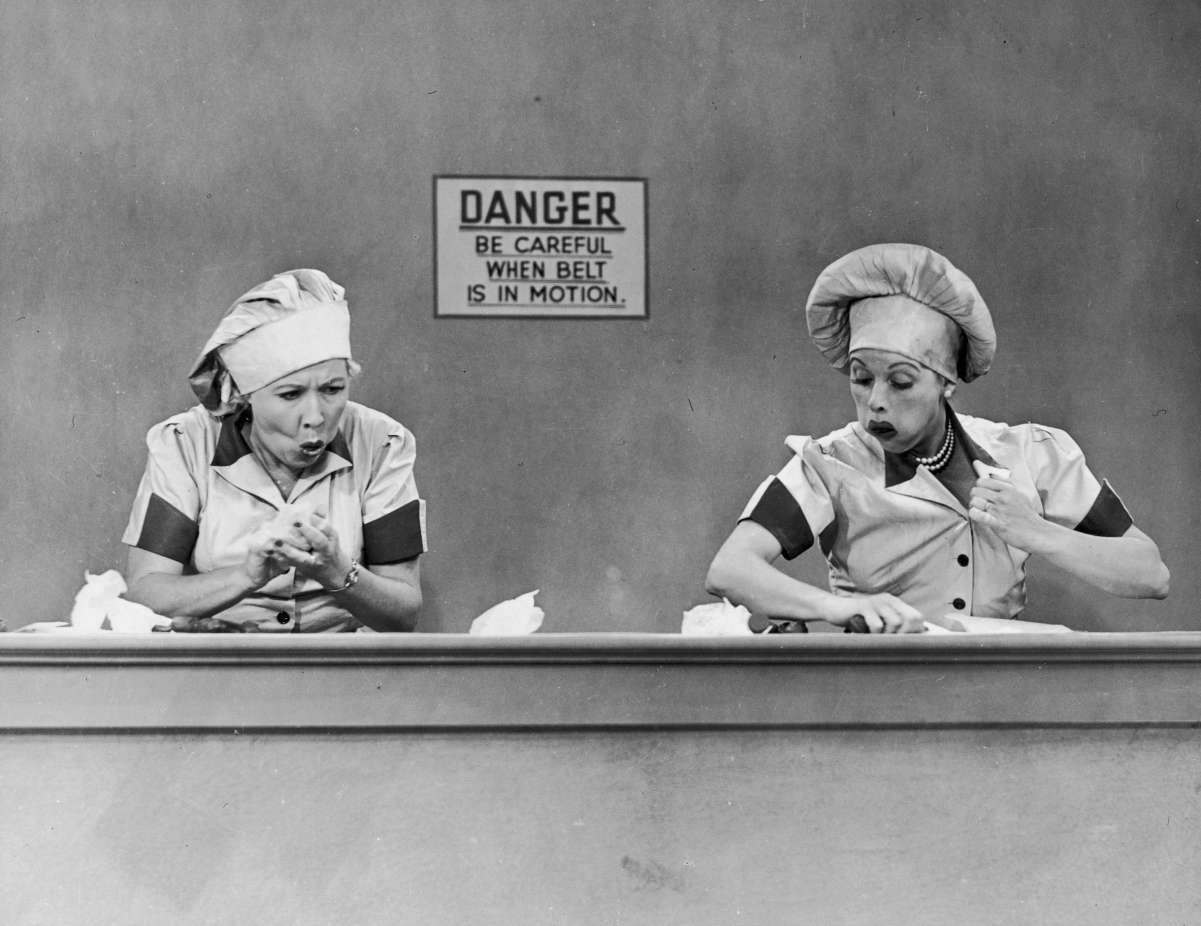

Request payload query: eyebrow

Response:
[850,360,919,374]
[272,376,347,391]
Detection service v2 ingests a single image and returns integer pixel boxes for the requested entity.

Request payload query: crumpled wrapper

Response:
[106,597,172,633]
[70,570,127,630]
[936,614,1072,634]
[681,599,754,636]
[70,569,171,632]
[470,590,545,636]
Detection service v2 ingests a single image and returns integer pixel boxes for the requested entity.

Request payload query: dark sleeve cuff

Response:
[136,493,199,564]
[1074,480,1134,538]
[363,499,425,565]
[740,478,815,561]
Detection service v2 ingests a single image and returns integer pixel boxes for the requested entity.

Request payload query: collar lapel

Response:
[884,449,918,486]
[948,406,1001,468]
[886,463,967,516]
[290,434,353,503]
[211,409,254,467]
[871,409,969,517]
[211,411,286,506]
[210,411,353,507]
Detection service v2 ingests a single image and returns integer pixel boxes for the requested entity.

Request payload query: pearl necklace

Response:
[910,418,955,474]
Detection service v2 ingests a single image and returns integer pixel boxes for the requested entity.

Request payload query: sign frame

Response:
[432,174,649,320]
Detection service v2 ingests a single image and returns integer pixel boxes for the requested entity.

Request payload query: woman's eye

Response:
[278,392,300,401]
[322,385,346,395]
[851,377,871,387]
[889,380,913,391]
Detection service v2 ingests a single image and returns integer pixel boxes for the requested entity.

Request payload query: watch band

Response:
[329,561,360,594]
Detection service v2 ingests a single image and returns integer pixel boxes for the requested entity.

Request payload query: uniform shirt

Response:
[122,401,427,632]
[739,409,1133,621]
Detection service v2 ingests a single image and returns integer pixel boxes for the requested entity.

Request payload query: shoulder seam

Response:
[151,406,214,438]
[345,402,407,439]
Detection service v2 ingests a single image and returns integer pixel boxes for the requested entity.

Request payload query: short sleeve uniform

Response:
[122,402,427,632]
[739,410,1133,621]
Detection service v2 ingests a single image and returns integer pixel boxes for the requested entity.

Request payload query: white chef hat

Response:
[189,269,352,415]
[805,244,996,383]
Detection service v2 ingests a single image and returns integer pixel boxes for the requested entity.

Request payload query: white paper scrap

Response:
[681,599,753,636]
[470,590,545,636]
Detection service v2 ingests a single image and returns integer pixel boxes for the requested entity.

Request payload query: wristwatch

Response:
[329,561,361,594]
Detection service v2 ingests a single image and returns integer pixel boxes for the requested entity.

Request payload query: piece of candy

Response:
[196,617,236,633]
[844,614,871,634]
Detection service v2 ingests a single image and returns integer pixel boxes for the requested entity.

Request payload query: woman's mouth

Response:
[867,421,897,439]
[298,439,325,457]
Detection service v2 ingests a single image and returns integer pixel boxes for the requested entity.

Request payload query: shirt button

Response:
[957,554,970,567]
[276,611,291,624]
[952,598,966,610]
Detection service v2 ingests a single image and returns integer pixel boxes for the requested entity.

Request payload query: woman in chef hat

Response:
[706,244,1168,632]
[123,269,426,632]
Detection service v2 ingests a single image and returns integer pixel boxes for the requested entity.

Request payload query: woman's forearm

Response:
[970,475,1169,601]
[126,566,261,620]
[336,567,421,632]
[127,564,419,629]
[706,546,845,621]
[1027,525,1170,599]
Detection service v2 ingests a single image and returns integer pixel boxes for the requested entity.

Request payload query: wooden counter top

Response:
[5,632,1200,730]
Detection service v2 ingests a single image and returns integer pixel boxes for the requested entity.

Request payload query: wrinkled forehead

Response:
[848,295,960,383]
[258,358,351,391]
[848,348,937,378]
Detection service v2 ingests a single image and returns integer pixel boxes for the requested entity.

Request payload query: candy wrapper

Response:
[933,614,1072,634]
[69,569,171,632]
[681,599,754,636]
[470,590,545,636]
[70,570,128,630]
[107,597,173,633]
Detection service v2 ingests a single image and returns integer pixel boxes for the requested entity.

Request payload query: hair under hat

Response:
[189,269,353,415]
[805,244,996,383]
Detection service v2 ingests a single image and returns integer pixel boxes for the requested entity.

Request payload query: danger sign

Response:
[434,176,647,318]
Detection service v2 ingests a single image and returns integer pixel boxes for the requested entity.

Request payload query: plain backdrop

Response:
[1,0,1197,631]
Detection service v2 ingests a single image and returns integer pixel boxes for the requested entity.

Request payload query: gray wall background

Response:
[1,0,1197,632]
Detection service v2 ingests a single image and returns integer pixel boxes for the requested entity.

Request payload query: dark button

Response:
[957,554,970,567]
[952,598,966,610]
[276,611,291,624]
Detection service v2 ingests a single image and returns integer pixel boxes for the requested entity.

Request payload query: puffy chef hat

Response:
[805,243,996,383]
[189,269,352,415]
